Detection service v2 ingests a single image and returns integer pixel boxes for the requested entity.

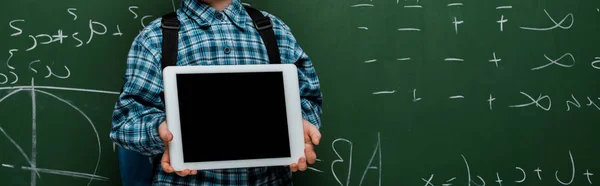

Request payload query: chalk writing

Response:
[520,9,574,31]
[489,52,501,67]
[9,19,25,37]
[531,53,576,71]
[509,92,552,111]
[592,57,600,70]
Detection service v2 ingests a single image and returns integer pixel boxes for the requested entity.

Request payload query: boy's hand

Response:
[290,119,321,172]
[159,121,198,177]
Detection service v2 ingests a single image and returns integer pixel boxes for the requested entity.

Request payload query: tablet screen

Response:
[175,72,291,163]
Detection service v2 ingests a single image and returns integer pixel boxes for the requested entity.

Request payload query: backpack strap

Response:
[161,12,180,69]
[243,6,281,64]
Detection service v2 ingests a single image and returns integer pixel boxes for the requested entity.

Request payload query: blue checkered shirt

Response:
[110,0,323,185]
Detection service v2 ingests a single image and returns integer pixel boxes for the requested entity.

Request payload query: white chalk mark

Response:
[448,3,463,6]
[584,169,593,184]
[308,167,324,173]
[351,4,374,7]
[453,17,464,34]
[495,172,503,186]
[496,6,512,9]
[171,0,177,11]
[241,3,251,6]
[87,20,107,44]
[36,34,53,45]
[489,52,501,67]
[10,71,18,85]
[22,166,108,181]
[445,58,464,62]
[597,8,599,12]
[2,164,14,168]
[372,90,395,95]
[113,143,117,152]
[447,177,456,182]
[359,132,382,186]
[474,175,486,186]
[592,57,600,70]
[358,27,369,30]
[316,159,322,162]
[72,32,83,47]
[364,59,377,63]
[516,167,526,183]
[0,86,119,95]
[488,94,496,110]
[449,95,464,99]
[52,30,68,44]
[26,35,37,51]
[566,94,581,111]
[331,138,353,186]
[128,6,139,19]
[33,89,102,186]
[113,25,123,36]
[462,155,472,186]
[31,78,37,186]
[520,9,574,31]
[396,58,411,61]
[0,88,41,182]
[413,89,422,102]
[45,66,71,79]
[509,92,552,111]
[555,151,575,185]
[0,73,6,84]
[535,168,543,180]
[531,53,576,71]
[0,88,23,102]
[422,174,435,186]
[497,15,508,32]
[586,97,600,110]
[404,5,422,8]
[397,28,421,31]
[7,49,18,70]
[141,15,154,28]
[29,60,41,73]
[9,19,25,36]
[67,8,77,21]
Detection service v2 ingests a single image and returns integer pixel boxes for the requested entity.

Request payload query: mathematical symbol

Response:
[497,15,508,32]
[453,17,464,34]
[515,167,526,183]
[509,92,552,111]
[422,174,435,186]
[531,53,576,71]
[413,89,422,102]
[566,94,581,111]
[520,9,574,31]
[495,172,503,186]
[534,168,543,180]
[52,30,68,44]
[488,94,496,110]
[592,57,600,70]
[489,52,501,68]
[586,97,600,110]
[584,169,594,184]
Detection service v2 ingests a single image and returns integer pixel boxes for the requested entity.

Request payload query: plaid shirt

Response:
[110,0,323,185]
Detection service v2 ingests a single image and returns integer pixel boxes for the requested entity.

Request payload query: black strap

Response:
[161,12,180,69]
[243,6,281,64]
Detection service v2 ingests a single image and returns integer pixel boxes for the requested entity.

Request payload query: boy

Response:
[110,0,323,185]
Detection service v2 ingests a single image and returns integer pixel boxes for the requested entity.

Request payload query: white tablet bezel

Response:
[162,64,305,171]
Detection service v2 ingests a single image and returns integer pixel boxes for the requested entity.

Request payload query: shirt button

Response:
[215,12,224,20]
[224,47,231,54]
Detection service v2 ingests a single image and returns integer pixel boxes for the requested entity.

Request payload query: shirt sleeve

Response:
[290,38,324,129]
[110,33,166,156]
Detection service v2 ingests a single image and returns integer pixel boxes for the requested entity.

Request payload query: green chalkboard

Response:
[2,0,600,186]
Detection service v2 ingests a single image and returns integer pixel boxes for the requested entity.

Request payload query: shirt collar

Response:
[181,0,247,29]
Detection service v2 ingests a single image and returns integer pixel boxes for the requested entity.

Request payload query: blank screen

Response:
[175,72,291,163]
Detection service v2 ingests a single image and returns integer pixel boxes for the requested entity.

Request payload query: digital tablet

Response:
[162,64,305,171]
